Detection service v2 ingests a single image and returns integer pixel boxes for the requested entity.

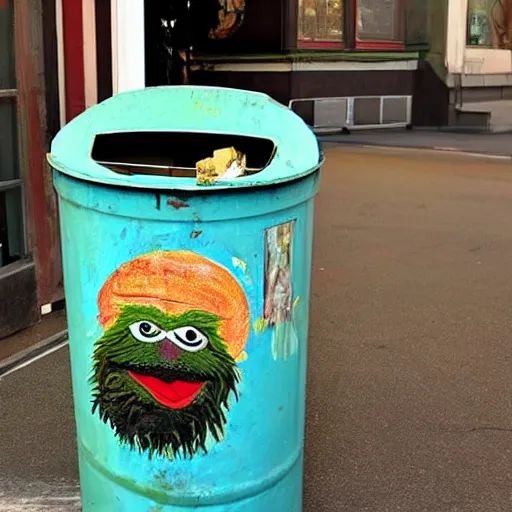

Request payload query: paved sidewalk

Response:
[0,310,67,362]
[4,146,512,511]
[0,346,79,511]
[321,129,512,158]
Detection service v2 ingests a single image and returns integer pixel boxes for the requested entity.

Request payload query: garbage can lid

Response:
[48,86,321,191]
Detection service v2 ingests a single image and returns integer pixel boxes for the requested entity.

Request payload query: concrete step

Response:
[453,100,512,133]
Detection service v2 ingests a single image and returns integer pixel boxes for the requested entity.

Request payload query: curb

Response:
[0,329,68,377]
[319,137,512,161]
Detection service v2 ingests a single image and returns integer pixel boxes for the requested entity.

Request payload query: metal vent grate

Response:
[290,95,412,132]
[314,98,348,128]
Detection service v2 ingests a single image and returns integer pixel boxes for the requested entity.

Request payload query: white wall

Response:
[111,0,145,94]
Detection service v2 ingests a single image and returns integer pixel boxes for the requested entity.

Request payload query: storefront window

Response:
[297,0,406,48]
[0,0,15,89]
[467,0,512,49]
[405,0,428,45]
[298,0,344,43]
[0,0,25,266]
[467,0,494,46]
[357,0,402,41]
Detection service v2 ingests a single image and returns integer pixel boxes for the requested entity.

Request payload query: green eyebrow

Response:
[116,304,223,330]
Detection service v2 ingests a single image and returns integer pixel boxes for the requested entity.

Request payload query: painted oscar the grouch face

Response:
[90,251,250,459]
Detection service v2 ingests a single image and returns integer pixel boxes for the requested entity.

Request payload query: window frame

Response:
[11,0,63,309]
[297,0,406,50]
[0,0,38,337]
[0,4,27,266]
[354,0,405,49]
[297,0,346,49]
[298,40,345,49]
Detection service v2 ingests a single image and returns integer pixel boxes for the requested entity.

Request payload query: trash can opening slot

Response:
[91,132,276,178]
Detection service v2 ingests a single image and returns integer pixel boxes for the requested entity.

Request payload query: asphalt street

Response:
[322,129,512,158]
[3,146,512,511]
[0,346,79,511]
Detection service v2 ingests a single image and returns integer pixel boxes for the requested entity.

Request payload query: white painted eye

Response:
[168,326,209,352]
[129,321,167,343]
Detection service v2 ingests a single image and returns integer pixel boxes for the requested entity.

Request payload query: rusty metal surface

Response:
[14,0,63,305]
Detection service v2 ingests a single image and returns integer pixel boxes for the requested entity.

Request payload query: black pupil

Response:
[140,322,153,335]
[186,329,197,341]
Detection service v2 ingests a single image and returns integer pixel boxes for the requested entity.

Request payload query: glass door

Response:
[0,0,26,269]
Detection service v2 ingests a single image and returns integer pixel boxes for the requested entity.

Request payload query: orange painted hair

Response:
[98,251,250,358]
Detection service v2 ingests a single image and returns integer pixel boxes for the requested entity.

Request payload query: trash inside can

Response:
[48,86,323,512]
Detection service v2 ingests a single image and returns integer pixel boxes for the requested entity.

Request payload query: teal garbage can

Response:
[48,86,322,511]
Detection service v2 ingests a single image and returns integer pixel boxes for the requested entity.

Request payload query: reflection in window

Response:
[0,99,19,182]
[0,188,24,267]
[357,0,401,41]
[468,0,512,49]
[298,0,344,42]
[405,0,428,45]
[0,0,15,89]
[0,0,25,268]
[468,0,494,46]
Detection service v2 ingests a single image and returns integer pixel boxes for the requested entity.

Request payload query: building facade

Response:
[4,0,512,339]
[46,0,512,138]
[147,0,429,131]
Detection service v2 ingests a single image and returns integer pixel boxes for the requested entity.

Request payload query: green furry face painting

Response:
[90,251,250,459]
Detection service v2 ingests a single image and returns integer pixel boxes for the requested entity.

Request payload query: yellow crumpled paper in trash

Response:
[196,147,246,185]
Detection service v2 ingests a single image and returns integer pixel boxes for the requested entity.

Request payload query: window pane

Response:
[298,0,344,42]
[0,187,24,266]
[467,0,511,49]
[405,0,428,45]
[0,98,19,181]
[357,0,401,41]
[0,0,15,89]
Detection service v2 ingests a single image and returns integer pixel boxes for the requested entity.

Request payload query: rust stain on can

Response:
[167,199,190,210]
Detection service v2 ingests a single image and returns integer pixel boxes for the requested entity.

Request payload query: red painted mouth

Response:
[128,371,205,409]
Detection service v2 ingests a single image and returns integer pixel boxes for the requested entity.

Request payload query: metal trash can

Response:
[48,86,322,512]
